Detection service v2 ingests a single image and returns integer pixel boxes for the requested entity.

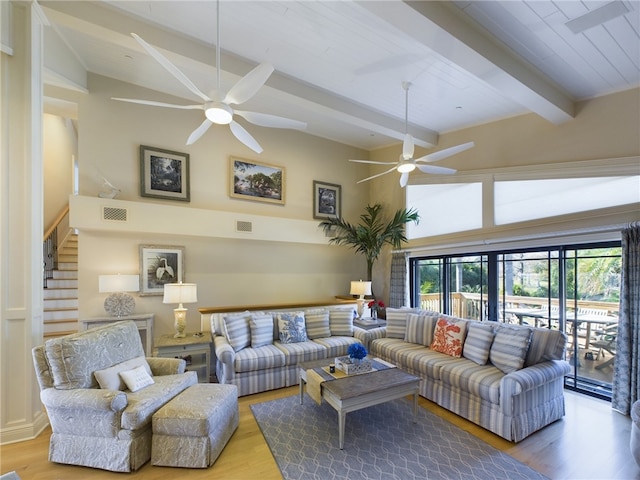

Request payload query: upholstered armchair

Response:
[32,321,197,472]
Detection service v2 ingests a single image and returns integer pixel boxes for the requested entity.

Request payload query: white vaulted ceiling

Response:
[39,0,640,151]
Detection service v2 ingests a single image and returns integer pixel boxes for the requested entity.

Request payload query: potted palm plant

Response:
[318,203,419,283]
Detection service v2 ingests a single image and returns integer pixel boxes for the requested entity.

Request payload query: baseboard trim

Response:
[0,411,49,445]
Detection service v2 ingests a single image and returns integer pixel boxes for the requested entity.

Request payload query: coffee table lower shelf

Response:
[298,360,420,449]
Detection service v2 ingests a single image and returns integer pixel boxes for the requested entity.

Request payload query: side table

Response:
[153,332,212,383]
[354,317,386,330]
[81,313,154,355]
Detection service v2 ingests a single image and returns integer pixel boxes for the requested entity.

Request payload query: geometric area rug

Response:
[251,395,548,480]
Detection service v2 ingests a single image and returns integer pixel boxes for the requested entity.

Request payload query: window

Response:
[410,242,621,399]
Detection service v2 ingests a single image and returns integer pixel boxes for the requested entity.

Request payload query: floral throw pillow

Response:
[278,312,308,343]
[430,317,468,357]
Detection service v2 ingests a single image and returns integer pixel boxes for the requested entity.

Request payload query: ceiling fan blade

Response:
[186,118,213,145]
[224,63,275,105]
[416,164,457,174]
[235,110,306,130]
[131,33,211,103]
[415,141,475,163]
[356,166,398,184]
[348,159,397,165]
[111,98,204,110]
[399,172,409,188]
[229,121,263,154]
[402,133,414,160]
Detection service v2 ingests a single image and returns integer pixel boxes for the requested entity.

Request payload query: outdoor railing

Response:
[419,292,619,321]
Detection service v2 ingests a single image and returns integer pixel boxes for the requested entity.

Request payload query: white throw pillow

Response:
[94,356,152,391]
[119,365,155,392]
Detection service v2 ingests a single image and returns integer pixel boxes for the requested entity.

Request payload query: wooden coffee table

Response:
[298,358,420,449]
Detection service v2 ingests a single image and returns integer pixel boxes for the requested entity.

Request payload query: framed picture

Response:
[230,157,285,205]
[140,145,190,202]
[313,180,341,219]
[139,245,185,296]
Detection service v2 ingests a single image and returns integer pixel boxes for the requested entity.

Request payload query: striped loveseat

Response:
[362,308,571,442]
[202,303,368,396]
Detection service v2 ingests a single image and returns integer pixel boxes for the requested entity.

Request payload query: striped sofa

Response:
[204,303,368,396]
[363,308,572,442]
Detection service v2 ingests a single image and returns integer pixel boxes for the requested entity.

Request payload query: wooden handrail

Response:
[43,204,69,242]
[199,300,354,315]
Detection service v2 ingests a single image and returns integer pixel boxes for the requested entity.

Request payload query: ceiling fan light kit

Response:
[111,0,305,153]
[349,82,474,187]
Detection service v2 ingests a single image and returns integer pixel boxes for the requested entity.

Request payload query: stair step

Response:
[46,278,78,289]
[43,287,78,299]
[58,254,77,263]
[44,298,78,309]
[43,320,79,334]
[44,330,77,339]
[44,309,78,321]
[52,270,77,280]
[58,262,77,271]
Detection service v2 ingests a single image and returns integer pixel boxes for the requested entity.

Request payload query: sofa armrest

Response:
[41,387,127,413]
[358,326,387,350]
[501,360,571,397]
[147,357,187,375]
[213,334,236,384]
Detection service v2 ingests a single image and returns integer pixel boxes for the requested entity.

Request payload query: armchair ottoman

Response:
[152,383,239,468]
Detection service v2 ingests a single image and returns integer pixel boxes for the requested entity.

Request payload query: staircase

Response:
[43,233,79,339]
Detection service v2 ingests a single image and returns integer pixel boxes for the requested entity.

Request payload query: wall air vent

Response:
[236,220,253,233]
[102,206,128,222]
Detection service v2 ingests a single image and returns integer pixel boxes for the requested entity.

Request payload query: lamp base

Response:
[104,293,135,317]
[356,296,365,319]
[173,307,187,338]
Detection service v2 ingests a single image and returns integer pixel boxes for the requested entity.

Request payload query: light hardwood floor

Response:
[1,387,638,480]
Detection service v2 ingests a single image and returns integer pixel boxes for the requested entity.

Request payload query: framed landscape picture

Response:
[313,180,341,219]
[140,145,190,202]
[139,245,184,296]
[230,157,285,205]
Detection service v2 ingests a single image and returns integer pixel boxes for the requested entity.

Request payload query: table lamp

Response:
[163,282,198,338]
[98,274,139,317]
[350,280,372,319]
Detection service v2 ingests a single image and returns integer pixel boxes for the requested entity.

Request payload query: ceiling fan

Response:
[112,0,306,154]
[349,82,474,187]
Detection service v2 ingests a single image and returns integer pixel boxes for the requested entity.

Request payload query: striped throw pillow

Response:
[489,326,533,373]
[329,308,354,336]
[305,309,331,339]
[250,313,274,348]
[462,322,495,365]
[223,312,252,352]
[404,314,438,346]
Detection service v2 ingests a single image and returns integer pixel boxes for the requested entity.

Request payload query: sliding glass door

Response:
[410,242,621,399]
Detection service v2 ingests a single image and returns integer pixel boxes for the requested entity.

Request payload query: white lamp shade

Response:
[99,274,139,293]
[350,280,372,296]
[163,283,198,304]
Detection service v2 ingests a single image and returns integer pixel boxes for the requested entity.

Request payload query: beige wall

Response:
[75,74,370,336]
[43,113,74,229]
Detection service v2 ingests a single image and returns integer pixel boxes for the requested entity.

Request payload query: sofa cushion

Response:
[305,309,331,339]
[430,318,468,358]
[462,322,495,365]
[44,321,145,390]
[121,371,197,430]
[94,356,152,391]
[489,326,533,374]
[234,344,286,373]
[250,313,273,348]
[312,336,361,358]
[274,340,326,365]
[223,312,252,352]
[329,309,354,336]
[404,314,438,346]
[120,365,155,392]
[438,359,504,404]
[278,312,308,343]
